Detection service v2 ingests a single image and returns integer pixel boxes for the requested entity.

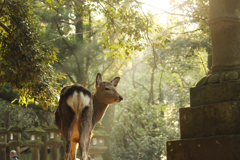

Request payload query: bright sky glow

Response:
[141,0,171,23]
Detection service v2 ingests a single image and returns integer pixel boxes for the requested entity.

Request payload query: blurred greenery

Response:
[0,0,211,159]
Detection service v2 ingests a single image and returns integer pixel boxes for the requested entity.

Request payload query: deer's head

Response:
[94,73,123,104]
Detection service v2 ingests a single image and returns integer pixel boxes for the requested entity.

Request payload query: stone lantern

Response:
[8,125,23,159]
[25,122,46,160]
[167,1,240,159]
[45,125,63,160]
[0,121,8,160]
[89,123,109,160]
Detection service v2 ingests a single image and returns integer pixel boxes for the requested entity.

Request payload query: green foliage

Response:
[0,0,62,110]
[108,4,210,157]
[34,0,131,89]
[0,0,168,109]
[111,97,178,160]
[0,100,38,144]
[41,0,165,60]
[0,0,212,159]
[173,0,209,34]
[0,101,38,128]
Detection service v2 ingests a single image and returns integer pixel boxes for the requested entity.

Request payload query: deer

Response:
[55,73,123,160]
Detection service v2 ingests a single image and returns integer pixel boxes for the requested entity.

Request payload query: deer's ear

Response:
[111,77,120,87]
[95,73,102,88]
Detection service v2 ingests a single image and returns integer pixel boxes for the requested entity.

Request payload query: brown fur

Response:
[55,73,123,160]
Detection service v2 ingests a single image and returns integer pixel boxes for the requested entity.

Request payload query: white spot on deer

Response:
[79,92,91,108]
[67,91,91,120]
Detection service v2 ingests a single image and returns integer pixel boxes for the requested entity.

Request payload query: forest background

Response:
[0,0,210,159]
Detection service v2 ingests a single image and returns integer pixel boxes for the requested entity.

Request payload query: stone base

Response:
[180,101,240,139]
[190,81,240,107]
[167,134,240,160]
[0,147,7,160]
[89,146,108,153]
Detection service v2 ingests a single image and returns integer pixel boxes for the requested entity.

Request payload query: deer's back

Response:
[60,83,91,100]
[55,83,93,139]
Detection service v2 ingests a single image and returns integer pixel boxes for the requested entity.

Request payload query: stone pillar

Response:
[59,137,65,160]
[48,143,62,160]
[40,134,48,160]
[8,126,23,159]
[25,122,46,160]
[89,123,109,160]
[28,143,43,160]
[94,153,104,160]
[45,125,63,160]
[0,121,8,160]
[89,147,108,160]
[167,1,240,159]
[210,0,240,72]
[8,141,22,158]
[0,148,8,160]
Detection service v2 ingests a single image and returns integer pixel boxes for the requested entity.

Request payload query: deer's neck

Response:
[92,94,109,127]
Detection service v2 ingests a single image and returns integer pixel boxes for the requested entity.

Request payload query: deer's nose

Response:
[119,96,123,101]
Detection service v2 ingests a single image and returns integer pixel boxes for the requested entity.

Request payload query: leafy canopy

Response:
[0,0,166,109]
[0,0,62,110]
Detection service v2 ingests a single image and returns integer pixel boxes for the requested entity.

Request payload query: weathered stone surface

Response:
[180,101,240,139]
[207,73,220,84]
[40,134,48,160]
[167,135,240,160]
[190,81,240,107]
[219,71,227,82]
[195,76,208,87]
[225,71,239,81]
[0,147,7,160]
[168,0,240,159]
[180,106,204,138]
[210,0,240,72]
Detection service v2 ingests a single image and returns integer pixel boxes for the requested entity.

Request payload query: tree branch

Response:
[102,58,115,74]
[140,1,209,21]
[57,61,76,83]
[0,21,10,33]
[169,29,201,35]
[134,81,150,94]
[134,0,158,69]
[55,22,82,78]
[158,71,164,102]
[0,0,5,17]
[120,122,160,159]
[110,62,125,79]
[36,111,50,126]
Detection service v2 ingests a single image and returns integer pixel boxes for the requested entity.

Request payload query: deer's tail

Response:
[66,91,91,119]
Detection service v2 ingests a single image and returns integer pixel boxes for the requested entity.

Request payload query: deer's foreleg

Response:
[79,107,92,160]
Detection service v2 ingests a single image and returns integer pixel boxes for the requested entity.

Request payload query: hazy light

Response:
[141,0,171,23]
[93,138,97,145]
[50,132,54,139]
[31,135,35,141]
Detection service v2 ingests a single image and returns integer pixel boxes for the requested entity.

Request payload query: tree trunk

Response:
[75,11,85,84]
[148,66,156,104]
[75,13,83,43]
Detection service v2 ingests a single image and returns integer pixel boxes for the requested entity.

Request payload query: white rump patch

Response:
[66,91,91,119]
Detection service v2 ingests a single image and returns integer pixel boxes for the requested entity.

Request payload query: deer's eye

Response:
[105,88,110,91]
